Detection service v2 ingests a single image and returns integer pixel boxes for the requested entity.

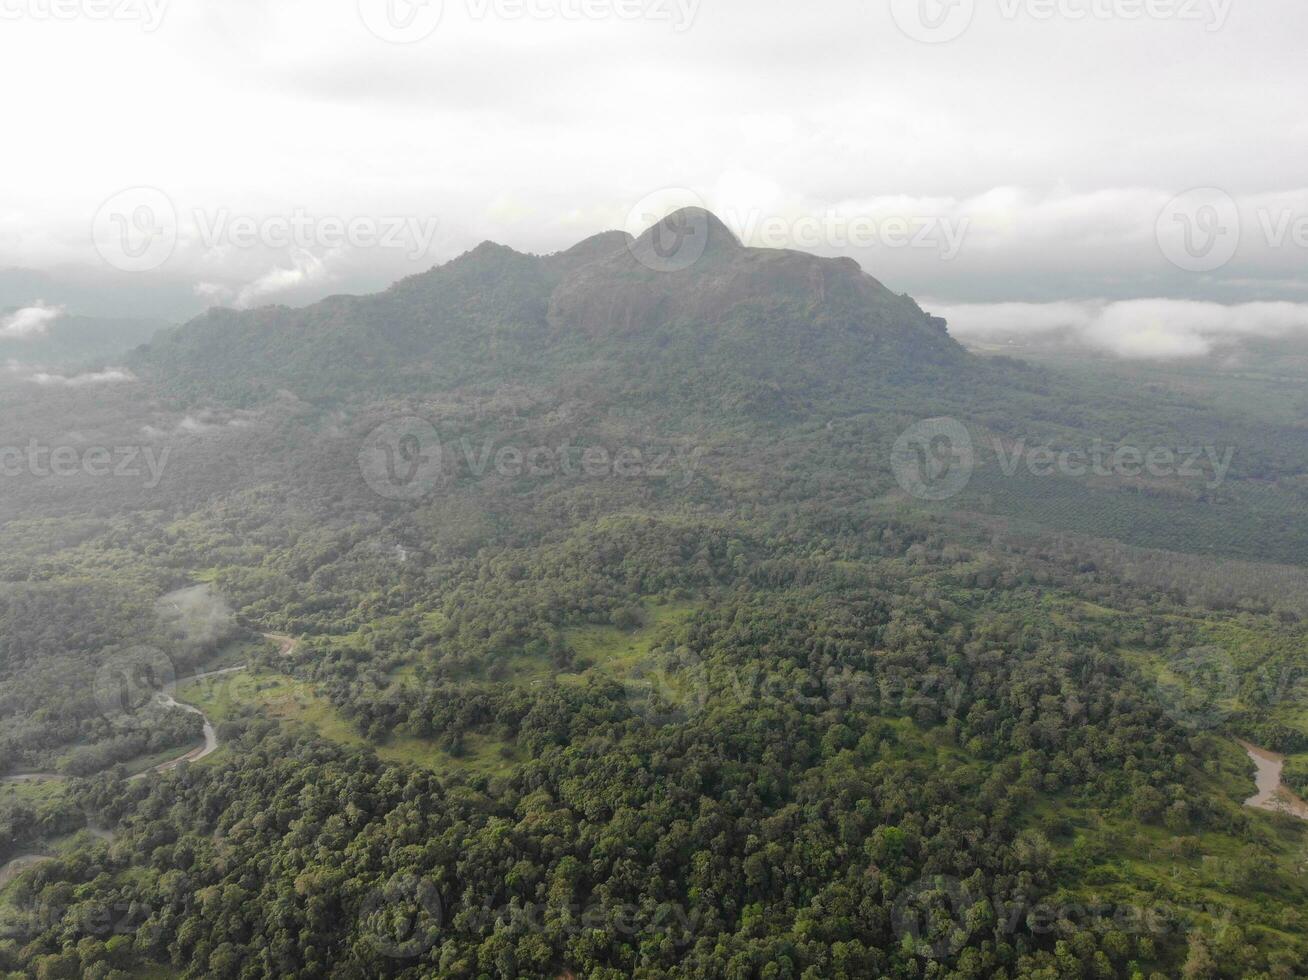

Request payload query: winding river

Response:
[1,664,253,789]
[1,638,298,889]
[126,664,248,780]
[1239,740,1308,821]
[2,631,302,791]
[1,668,250,885]
[1,669,247,890]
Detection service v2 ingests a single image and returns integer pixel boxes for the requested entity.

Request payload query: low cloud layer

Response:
[930,299,1308,359]
[0,303,63,339]
[140,411,259,439]
[195,249,334,309]
[28,367,136,387]
[156,584,237,658]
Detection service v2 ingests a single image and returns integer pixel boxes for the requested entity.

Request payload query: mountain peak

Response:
[140,202,966,401]
[629,207,741,270]
[641,205,737,237]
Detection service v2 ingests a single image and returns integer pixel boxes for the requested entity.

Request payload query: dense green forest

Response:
[1,217,1305,978]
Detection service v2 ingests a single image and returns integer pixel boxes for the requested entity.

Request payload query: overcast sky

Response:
[3,0,1307,351]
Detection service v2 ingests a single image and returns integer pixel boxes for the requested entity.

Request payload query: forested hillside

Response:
[1,214,1305,979]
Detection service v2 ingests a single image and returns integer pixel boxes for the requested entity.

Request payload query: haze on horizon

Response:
[3,0,1308,355]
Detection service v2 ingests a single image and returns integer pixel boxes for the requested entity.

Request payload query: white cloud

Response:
[28,368,135,386]
[929,299,1308,359]
[188,251,334,310]
[234,250,332,308]
[143,412,261,437]
[193,282,228,301]
[236,252,330,306]
[176,415,214,433]
[0,303,63,339]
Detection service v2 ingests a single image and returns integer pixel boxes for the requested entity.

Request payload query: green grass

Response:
[173,601,701,779]
[1018,738,1308,968]
[1006,596,1308,965]
[175,669,521,778]
[178,669,342,739]
[457,599,700,697]
[0,777,65,806]
[1102,607,1308,749]
[1197,621,1308,733]
[561,600,699,681]
[406,732,524,778]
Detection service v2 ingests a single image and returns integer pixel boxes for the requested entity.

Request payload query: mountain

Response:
[60,207,1308,567]
[133,208,966,407]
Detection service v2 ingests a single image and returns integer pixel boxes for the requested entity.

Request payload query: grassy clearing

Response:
[0,777,64,806]
[406,732,525,779]
[1018,736,1308,968]
[560,600,699,681]
[175,669,522,778]
[463,600,699,695]
[178,670,346,743]
[171,601,700,779]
